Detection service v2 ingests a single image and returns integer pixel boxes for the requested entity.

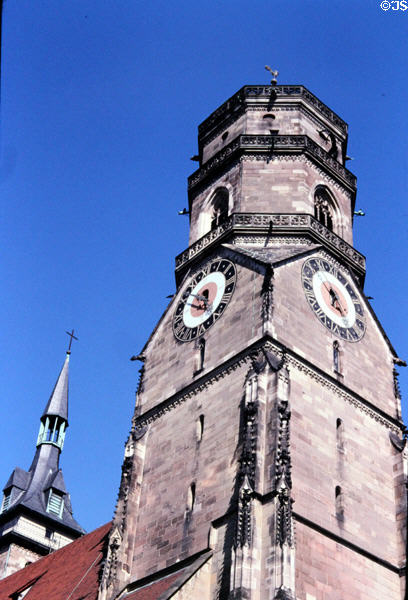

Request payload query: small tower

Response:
[0,347,85,579]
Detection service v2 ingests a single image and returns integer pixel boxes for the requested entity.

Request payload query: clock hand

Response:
[329,287,345,316]
[189,293,212,312]
[322,281,341,311]
[329,287,337,306]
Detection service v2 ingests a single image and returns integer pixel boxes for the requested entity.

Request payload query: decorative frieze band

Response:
[133,351,250,432]
[233,235,313,248]
[132,338,401,434]
[188,134,356,191]
[201,103,347,151]
[175,213,366,277]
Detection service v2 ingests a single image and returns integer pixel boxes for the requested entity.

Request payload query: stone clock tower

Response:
[99,84,407,600]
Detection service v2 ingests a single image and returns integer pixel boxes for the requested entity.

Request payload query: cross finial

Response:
[265,65,279,86]
[65,329,78,354]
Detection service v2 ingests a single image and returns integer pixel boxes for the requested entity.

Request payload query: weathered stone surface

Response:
[100,84,406,600]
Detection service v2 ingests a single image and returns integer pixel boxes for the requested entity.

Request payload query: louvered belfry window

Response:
[47,489,64,517]
[1,490,11,513]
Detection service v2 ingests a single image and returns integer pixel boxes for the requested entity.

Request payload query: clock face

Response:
[173,258,237,342]
[301,257,366,342]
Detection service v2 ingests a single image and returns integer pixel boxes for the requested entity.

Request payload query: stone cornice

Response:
[198,85,348,141]
[175,213,366,283]
[133,337,401,434]
[134,343,252,432]
[284,351,401,432]
[188,134,356,194]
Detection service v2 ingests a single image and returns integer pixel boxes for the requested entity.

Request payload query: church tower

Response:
[0,346,85,578]
[100,83,407,599]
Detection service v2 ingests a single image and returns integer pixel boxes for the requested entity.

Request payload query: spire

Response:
[36,352,69,450]
[37,330,77,449]
[0,340,85,573]
[41,352,69,423]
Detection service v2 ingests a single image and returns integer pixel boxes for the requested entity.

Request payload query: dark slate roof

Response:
[42,352,69,422]
[226,243,320,266]
[18,475,84,535]
[0,522,111,600]
[48,469,68,494]
[2,445,84,534]
[4,467,30,492]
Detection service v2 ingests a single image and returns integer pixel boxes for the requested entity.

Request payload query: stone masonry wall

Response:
[0,543,42,579]
[130,362,249,580]
[140,255,264,414]
[295,522,401,600]
[188,156,353,247]
[272,253,397,416]
[290,369,403,564]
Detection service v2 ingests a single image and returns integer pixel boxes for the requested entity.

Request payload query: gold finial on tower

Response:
[265,65,279,86]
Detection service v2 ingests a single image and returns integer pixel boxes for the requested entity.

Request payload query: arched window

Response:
[198,187,231,237]
[336,418,344,452]
[196,415,204,442]
[333,341,340,373]
[335,485,344,521]
[187,482,196,511]
[314,187,334,231]
[194,338,206,376]
[210,189,229,230]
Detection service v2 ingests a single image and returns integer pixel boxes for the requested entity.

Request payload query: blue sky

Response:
[0,0,407,532]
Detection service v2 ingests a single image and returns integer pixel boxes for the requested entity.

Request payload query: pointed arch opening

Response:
[335,485,344,520]
[314,186,338,232]
[187,482,196,511]
[210,188,229,230]
[198,187,232,237]
[333,341,341,374]
[336,418,345,452]
[196,415,204,442]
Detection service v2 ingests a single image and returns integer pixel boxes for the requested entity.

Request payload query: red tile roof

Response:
[0,522,111,600]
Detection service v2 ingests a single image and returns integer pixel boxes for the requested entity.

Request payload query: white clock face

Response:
[312,270,356,328]
[183,272,226,328]
[173,258,237,342]
[301,257,366,342]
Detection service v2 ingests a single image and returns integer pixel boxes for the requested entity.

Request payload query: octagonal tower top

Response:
[181,84,361,283]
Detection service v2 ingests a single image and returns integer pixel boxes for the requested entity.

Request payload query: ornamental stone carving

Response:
[175,213,365,279]
[188,134,355,191]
